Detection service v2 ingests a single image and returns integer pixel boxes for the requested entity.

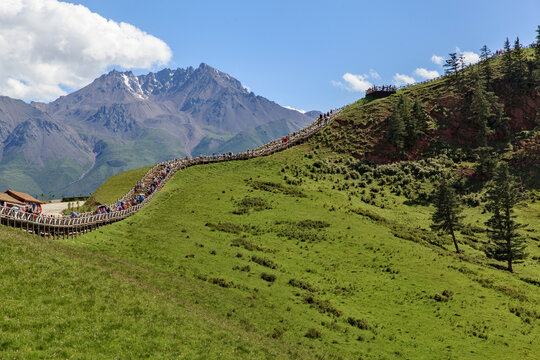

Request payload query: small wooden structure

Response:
[0,192,25,207]
[5,189,45,213]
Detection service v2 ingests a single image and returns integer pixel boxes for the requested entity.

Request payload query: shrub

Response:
[433,289,453,302]
[251,255,277,269]
[231,238,271,252]
[271,327,284,339]
[347,317,373,331]
[304,294,343,317]
[297,219,330,229]
[232,265,250,272]
[261,272,276,283]
[210,278,234,288]
[234,196,272,214]
[288,278,317,292]
[305,328,322,339]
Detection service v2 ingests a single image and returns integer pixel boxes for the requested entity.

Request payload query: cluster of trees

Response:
[431,162,527,272]
[387,94,430,150]
[444,29,540,147]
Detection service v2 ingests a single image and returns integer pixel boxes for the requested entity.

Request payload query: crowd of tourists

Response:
[366,85,397,94]
[75,163,174,218]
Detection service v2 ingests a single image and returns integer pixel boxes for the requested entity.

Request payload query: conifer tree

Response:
[501,37,513,79]
[479,45,494,88]
[480,45,491,61]
[533,26,540,93]
[468,83,493,146]
[484,163,528,272]
[411,98,429,137]
[511,37,528,88]
[457,53,466,72]
[388,104,406,150]
[397,94,413,142]
[431,178,463,254]
[444,53,459,78]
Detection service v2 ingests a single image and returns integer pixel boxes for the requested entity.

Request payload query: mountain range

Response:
[0,64,319,197]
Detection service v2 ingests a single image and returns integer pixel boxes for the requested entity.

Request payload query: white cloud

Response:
[431,55,444,65]
[284,105,306,114]
[414,68,440,80]
[393,73,416,86]
[456,47,481,66]
[369,69,380,79]
[332,73,372,92]
[0,0,172,101]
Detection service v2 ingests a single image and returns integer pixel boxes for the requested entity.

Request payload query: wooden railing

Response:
[0,111,340,238]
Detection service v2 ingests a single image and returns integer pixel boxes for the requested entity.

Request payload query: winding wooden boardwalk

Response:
[0,112,337,238]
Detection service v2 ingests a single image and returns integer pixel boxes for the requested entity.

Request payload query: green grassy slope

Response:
[85,166,151,205]
[0,227,291,359]
[3,144,537,358]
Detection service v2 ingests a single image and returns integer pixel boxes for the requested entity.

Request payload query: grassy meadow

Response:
[2,142,538,359]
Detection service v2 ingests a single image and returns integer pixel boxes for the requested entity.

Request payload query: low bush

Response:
[251,255,277,269]
[303,294,343,317]
[261,272,276,282]
[231,238,271,252]
[234,196,272,214]
[210,278,234,288]
[433,289,454,302]
[288,278,317,292]
[347,317,373,331]
[305,328,322,339]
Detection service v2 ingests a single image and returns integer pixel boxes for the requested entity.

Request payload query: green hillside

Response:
[1,143,539,359]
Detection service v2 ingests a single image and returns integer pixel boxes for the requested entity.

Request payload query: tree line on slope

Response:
[408,27,540,272]
[388,27,540,151]
[431,162,527,272]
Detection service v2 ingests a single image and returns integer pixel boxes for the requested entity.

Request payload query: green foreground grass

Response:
[1,143,538,359]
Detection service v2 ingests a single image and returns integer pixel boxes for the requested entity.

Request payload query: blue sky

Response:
[3,1,539,111]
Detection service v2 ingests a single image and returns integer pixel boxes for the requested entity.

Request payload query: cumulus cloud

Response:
[284,105,306,114]
[0,0,172,101]
[332,72,373,92]
[431,55,444,65]
[414,68,440,80]
[393,73,416,86]
[456,47,481,66]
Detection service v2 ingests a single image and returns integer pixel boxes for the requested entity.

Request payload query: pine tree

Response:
[480,45,491,61]
[501,37,513,79]
[388,104,406,150]
[397,94,413,144]
[484,163,528,272]
[444,53,459,78]
[431,178,463,253]
[511,37,528,89]
[411,98,429,137]
[479,45,494,88]
[457,53,466,72]
[468,82,494,146]
[533,26,540,93]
